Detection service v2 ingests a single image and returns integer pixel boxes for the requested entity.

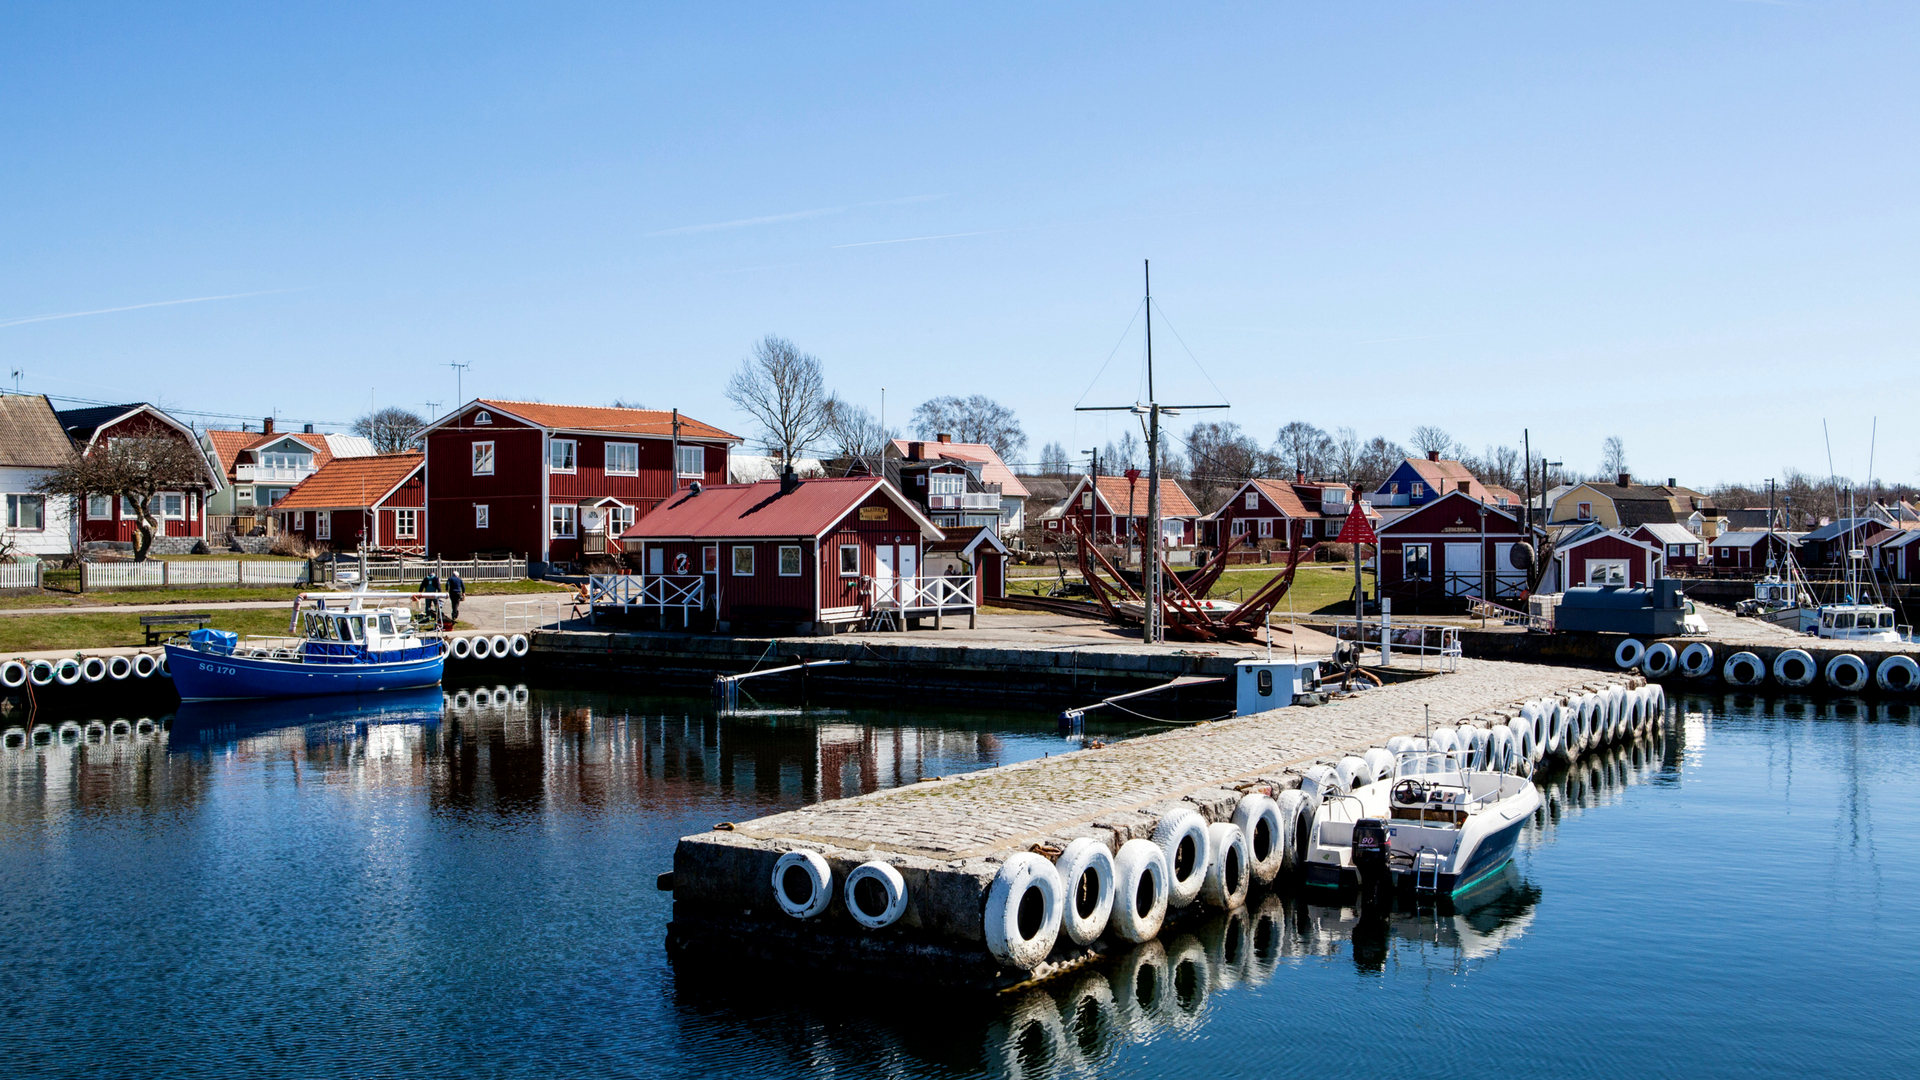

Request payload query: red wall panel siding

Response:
[711,539,818,620]
[77,416,210,541]
[426,420,543,558]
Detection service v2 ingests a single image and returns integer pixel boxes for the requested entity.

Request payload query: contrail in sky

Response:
[647,193,948,237]
[833,229,1000,249]
[0,288,302,329]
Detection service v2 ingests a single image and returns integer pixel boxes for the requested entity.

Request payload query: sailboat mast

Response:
[1144,259,1163,644]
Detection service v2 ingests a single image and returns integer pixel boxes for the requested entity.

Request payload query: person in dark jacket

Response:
[420,573,442,624]
[447,571,465,621]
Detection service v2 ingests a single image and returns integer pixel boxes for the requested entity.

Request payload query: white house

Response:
[0,394,81,559]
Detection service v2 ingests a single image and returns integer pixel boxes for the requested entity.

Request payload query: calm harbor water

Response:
[2,687,1916,1078]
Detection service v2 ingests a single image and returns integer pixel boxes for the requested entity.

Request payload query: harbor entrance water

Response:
[1,688,1915,1078]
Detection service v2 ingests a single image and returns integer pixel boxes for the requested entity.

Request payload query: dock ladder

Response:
[1413,849,1445,894]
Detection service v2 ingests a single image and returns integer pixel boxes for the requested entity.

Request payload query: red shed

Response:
[925,526,1010,602]
[618,474,953,633]
[1375,491,1531,606]
[1554,529,1663,588]
[1628,523,1704,572]
[274,453,426,553]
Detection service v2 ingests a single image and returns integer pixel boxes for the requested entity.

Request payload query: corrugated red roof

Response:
[890,439,1031,498]
[477,399,740,442]
[203,429,258,476]
[275,453,422,510]
[1081,475,1199,518]
[622,477,937,540]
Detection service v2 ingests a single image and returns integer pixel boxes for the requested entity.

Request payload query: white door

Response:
[1445,542,1483,597]
[875,546,896,606]
[1492,542,1526,597]
[897,546,918,605]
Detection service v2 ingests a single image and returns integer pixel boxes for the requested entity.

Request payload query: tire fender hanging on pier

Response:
[1486,725,1515,773]
[1110,839,1169,944]
[1154,808,1211,909]
[1614,639,1646,670]
[1774,649,1816,688]
[450,636,472,659]
[844,860,908,930]
[1825,654,1869,693]
[1643,642,1678,678]
[1056,838,1115,946]
[1875,655,1919,692]
[1200,822,1249,910]
[1298,764,1341,808]
[132,653,157,678]
[1678,643,1715,679]
[1273,790,1308,876]
[1231,794,1285,885]
[1723,652,1765,689]
[985,852,1064,969]
[0,659,25,688]
[770,850,833,920]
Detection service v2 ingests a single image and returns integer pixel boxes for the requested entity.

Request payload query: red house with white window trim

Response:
[618,474,952,633]
[274,453,426,553]
[1374,490,1532,607]
[1552,530,1663,590]
[416,399,741,566]
[56,403,222,545]
[1042,474,1200,547]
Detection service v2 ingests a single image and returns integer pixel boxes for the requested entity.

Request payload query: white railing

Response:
[587,573,645,608]
[585,573,704,625]
[1468,596,1552,630]
[0,562,42,590]
[1323,615,1462,672]
[504,598,569,631]
[235,464,315,483]
[641,575,705,611]
[326,556,526,584]
[82,559,312,590]
[876,575,976,611]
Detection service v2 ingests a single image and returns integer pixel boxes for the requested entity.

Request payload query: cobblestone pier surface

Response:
[668,657,1640,988]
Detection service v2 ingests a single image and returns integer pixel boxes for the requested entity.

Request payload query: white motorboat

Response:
[1304,747,1540,898]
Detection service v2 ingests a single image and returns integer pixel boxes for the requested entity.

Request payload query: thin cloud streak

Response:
[1354,333,1442,345]
[833,229,1000,249]
[0,288,303,329]
[647,193,950,237]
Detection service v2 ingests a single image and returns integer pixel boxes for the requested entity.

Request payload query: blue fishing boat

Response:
[165,590,448,701]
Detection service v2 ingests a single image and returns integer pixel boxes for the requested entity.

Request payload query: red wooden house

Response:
[619,474,953,633]
[275,454,426,553]
[1042,474,1200,547]
[1628,523,1704,573]
[925,525,1010,602]
[1374,491,1531,606]
[417,399,740,566]
[1553,530,1663,588]
[1706,529,1803,570]
[56,403,223,545]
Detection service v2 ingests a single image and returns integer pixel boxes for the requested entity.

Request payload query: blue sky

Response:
[3,2,1915,486]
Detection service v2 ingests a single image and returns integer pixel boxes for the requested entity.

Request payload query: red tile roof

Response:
[204,429,349,478]
[476,400,740,442]
[1248,479,1313,518]
[1404,456,1495,501]
[622,477,937,540]
[1082,475,1200,518]
[203,429,258,476]
[891,439,1031,498]
[275,453,423,511]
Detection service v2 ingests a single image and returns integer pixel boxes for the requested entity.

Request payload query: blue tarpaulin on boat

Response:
[188,628,238,655]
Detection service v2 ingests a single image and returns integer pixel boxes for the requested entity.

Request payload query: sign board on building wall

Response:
[859,507,888,521]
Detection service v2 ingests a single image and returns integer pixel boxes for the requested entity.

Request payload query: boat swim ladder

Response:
[1413,848,1445,895]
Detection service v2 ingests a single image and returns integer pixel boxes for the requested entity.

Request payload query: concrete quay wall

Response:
[667,658,1643,990]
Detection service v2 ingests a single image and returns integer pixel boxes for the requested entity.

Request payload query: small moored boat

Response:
[165,589,448,701]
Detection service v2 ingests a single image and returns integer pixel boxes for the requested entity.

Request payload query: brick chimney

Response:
[907,441,925,460]
[1296,469,1306,484]
[1617,472,1631,487]
[263,417,275,435]
[1426,450,1440,462]
[936,433,952,443]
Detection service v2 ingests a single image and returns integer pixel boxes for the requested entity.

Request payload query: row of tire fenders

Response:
[769,680,1665,972]
[0,652,167,689]
[446,634,531,661]
[1614,637,1918,693]
[3,717,158,748]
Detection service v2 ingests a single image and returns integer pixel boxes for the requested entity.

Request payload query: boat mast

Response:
[1144,260,1161,644]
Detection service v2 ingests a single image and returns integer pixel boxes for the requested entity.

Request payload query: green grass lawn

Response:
[0,609,300,654]
[1003,563,1372,615]
[0,577,569,610]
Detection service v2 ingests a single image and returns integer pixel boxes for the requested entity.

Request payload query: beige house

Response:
[1547,474,1723,537]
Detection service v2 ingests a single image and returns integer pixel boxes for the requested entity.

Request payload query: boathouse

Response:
[618,473,961,633]
[1553,529,1663,588]
[416,399,740,568]
[274,453,427,553]
[1374,490,1531,607]
[55,402,223,547]
[1706,529,1802,571]
[1628,522,1704,573]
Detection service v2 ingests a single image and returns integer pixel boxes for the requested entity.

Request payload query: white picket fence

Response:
[326,556,527,585]
[82,559,312,589]
[0,562,42,590]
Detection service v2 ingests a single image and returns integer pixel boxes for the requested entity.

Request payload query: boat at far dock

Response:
[165,588,448,701]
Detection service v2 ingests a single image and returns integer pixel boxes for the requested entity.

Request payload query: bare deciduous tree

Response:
[1101,430,1142,473]
[1601,436,1628,478]
[1274,421,1333,478]
[33,437,212,561]
[352,407,427,455]
[1357,436,1408,492]
[822,396,897,470]
[910,395,1028,462]
[1410,425,1454,458]
[727,335,833,460]
[1038,442,1072,475]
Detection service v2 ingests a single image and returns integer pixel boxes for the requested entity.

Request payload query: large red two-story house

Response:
[417,399,741,566]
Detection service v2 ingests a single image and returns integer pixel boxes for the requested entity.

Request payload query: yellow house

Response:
[1548,474,1719,535]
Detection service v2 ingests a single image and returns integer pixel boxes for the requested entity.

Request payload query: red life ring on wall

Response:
[674,552,689,574]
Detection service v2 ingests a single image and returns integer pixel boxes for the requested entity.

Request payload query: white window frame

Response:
[1081,492,1094,510]
[5,494,46,531]
[703,545,719,573]
[394,509,417,539]
[120,496,140,517]
[1403,543,1432,580]
[235,488,253,506]
[607,505,635,536]
[473,410,492,425]
[316,511,332,540]
[160,493,185,520]
[1245,492,1258,510]
[475,504,489,529]
[840,544,860,576]
[732,545,754,576]
[1586,559,1629,586]
[606,442,640,476]
[1411,482,1425,499]
[472,441,495,476]
[676,444,704,478]
[1257,519,1273,538]
[551,504,576,538]
[291,511,305,531]
[87,494,111,519]
[1577,502,1593,520]
[778,545,802,577]
[549,439,577,474]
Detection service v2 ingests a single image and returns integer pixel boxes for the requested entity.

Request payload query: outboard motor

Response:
[1353,817,1391,896]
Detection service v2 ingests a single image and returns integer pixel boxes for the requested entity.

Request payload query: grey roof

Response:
[1634,522,1703,546]
[1724,509,1780,531]
[1711,529,1805,549]
[0,394,80,469]
[1801,517,1879,542]
[54,403,145,441]
[1613,499,1678,526]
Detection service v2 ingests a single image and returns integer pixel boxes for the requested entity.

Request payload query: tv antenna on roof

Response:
[449,361,471,405]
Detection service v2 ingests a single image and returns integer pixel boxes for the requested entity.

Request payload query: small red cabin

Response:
[1374,491,1531,606]
[619,475,958,633]
[1554,530,1663,589]
[1629,523,1704,573]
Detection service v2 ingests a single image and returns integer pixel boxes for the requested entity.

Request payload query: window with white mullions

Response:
[677,445,705,477]
[549,439,577,473]
[5,495,45,530]
[551,504,576,538]
[606,442,639,476]
[472,441,495,476]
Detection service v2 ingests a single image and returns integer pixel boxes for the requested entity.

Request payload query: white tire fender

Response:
[1056,838,1116,946]
[509,634,530,657]
[450,635,472,659]
[132,653,157,678]
[1362,747,1394,783]
[1273,790,1308,875]
[1153,808,1211,909]
[490,634,511,658]
[985,852,1064,969]
[1110,839,1169,943]
[1614,638,1646,669]
[81,656,107,683]
[1723,651,1765,688]
[1643,642,1677,678]
[0,659,25,688]
[1774,649,1816,688]
[55,659,82,686]
[1875,655,1919,692]
[107,655,132,680]
[844,860,908,930]
[1231,793,1285,885]
[1199,822,1250,910]
[771,850,833,919]
[1678,642,1714,678]
[1826,653,1869,693]
[1486,725,1515,773]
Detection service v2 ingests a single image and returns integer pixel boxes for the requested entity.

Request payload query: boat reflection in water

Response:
[169,687,448,746]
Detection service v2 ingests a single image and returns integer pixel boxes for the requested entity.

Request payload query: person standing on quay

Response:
[447,571,464,622]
